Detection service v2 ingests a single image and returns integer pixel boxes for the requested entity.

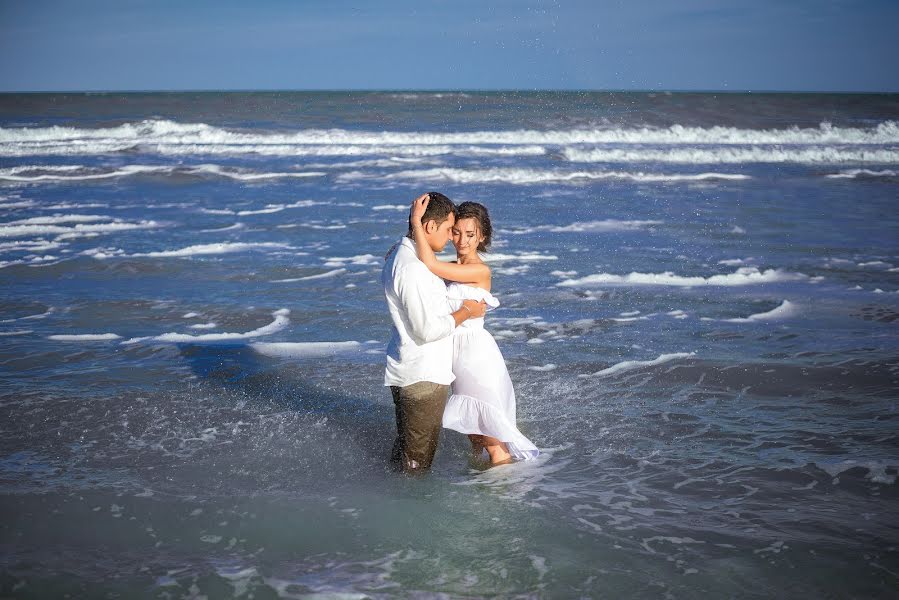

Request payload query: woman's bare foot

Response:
[483,436,512,465]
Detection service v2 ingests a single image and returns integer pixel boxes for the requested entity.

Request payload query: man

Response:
[382,192,487,474]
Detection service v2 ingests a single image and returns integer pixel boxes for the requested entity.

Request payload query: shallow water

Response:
[1,91,898,598]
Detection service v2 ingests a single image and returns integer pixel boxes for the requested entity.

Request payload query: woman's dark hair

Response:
[455,201,492,252]
[407,191,456,238]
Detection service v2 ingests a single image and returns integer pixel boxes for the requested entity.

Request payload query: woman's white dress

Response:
[442,282,539,460]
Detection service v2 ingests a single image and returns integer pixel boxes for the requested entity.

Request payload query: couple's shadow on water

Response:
[176,342,475,477]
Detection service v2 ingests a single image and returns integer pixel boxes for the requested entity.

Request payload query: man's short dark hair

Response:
[407,192,456,238]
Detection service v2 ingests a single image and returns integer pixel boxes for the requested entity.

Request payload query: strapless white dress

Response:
[443,282,539,460]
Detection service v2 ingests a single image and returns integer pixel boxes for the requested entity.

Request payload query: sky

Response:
[1,0,897,92]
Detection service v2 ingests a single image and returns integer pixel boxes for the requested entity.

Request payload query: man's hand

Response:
[410,193,430,224]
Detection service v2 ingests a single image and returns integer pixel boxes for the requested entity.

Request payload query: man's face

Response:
[427,213,455,252]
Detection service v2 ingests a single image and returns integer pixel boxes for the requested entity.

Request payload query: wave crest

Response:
[2,119,896,159]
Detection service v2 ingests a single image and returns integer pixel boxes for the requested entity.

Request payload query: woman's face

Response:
[452,217,483,257]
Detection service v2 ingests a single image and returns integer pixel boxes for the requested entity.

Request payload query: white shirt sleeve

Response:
[395,262,455,345]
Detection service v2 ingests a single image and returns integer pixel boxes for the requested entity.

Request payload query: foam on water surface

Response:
[0,164,325,182]
[121,309,289,344]
[825,168,897,179]
[250,341,363,358]
[47,333,122,341]
[123,242,293,258]
[344,167,752,185]
[722,300,797,322]
[503,219,662,234]
[2,118,897,149]
[557,267,813,287]
[0,219,162,239]
[272,268,347,283]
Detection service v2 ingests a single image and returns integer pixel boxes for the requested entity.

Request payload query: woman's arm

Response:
[411,194,490,285]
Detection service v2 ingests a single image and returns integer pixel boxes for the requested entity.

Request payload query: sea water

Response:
[0,91,897,598]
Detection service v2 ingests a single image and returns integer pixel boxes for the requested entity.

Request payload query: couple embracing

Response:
[382,192,539,474]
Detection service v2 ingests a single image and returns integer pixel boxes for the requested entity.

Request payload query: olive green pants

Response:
[390,381,449,474]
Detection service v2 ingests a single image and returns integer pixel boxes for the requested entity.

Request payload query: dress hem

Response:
[443,393,539,460]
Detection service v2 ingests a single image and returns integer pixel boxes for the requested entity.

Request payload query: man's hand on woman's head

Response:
[411,193,430,224]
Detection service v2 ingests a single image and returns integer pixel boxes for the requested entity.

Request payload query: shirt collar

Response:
[400,237,417,252]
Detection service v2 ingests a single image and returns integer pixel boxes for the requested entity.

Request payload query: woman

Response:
[411,193,539,465]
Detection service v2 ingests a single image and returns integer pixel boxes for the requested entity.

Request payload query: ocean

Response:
[0,91,897,598]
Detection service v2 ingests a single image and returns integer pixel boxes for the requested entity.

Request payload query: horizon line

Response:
[1,88,898,95]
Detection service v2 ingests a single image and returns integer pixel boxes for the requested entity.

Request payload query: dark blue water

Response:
[1,92,898,598]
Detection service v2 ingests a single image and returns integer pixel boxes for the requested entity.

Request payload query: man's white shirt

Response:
[382,237,456,387]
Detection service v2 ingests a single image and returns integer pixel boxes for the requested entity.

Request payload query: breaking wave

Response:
[2,119,896,159]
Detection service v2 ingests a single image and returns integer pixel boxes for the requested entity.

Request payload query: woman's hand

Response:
[410,193,430,227]
[462,299,487,319]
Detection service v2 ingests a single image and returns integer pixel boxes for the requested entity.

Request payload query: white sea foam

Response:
[0,219,160,238]
[131,242,292,258]
[250,341,362,358]
[273,268,347,282]
[857,260,891,269]
[718,258,753,266]
[504,219,662,234]
[200,223,244,233]
[299,223,346,230]
[81,247,125,259]
[55,231,102,241]
[0,329,31,336]
[323,254,380,267]
[0,239,63,252]
[0,165,169,181]
[0,307,54,323]
[22,254,61,265]
[143,143,543,158]
[583,352,696,378]
[122,309,289,344]
[563,147,899,164]
[558,267,810,288]
[187,164,325,180]
[825,169,897,179]
[494,264,531,276]
[343,167,751,185]
[610,315,650,322]
[44,202,110,211]
[723,300,797,322]
[484,252,558,263]
[2,120,896,154]
[0,135,543,158]
[6,214,113,225]
[189,323,217,330]
[48,333,121,341]
[0,164,324,183]
[200,200,323,217]
[372,205,408,211]
[307,157,443,169]
[0,199,36,209]
[816,459,897,485]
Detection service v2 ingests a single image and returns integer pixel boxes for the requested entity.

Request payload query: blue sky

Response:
[1,0,897,92]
